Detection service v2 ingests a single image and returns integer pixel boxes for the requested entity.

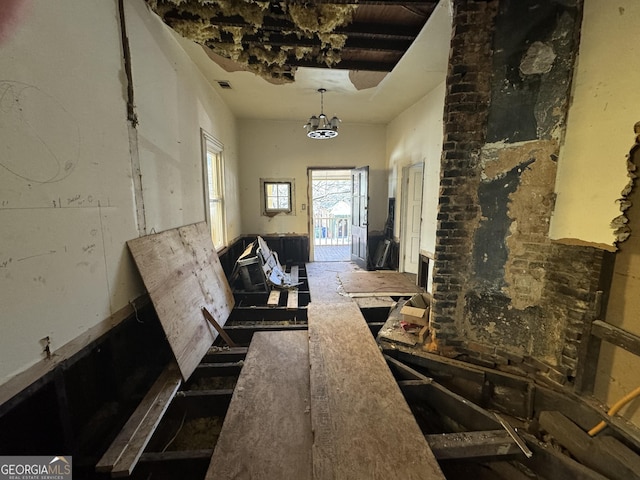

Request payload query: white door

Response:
[401,163,423,274]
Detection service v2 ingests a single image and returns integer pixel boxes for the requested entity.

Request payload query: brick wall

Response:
[431,0,605,387]
[431,0,498,345]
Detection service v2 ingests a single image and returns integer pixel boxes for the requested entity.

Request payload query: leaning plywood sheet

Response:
[127,222,234,380]
[308,302,445,479]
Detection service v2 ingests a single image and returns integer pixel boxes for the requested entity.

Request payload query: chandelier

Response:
[304,88,341,139]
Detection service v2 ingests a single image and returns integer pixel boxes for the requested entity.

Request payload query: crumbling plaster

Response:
[551,0,640,249]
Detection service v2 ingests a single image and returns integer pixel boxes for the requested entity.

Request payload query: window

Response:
[261,178,295,215]
[201,130,225,250]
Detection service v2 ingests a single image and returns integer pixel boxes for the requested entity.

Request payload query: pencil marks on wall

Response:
[0,80,80,183]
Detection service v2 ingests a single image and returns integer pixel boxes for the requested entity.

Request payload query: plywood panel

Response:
[308,302,445,479]
[127,222,234,380]
[338,271,422,295]
[206,331,312,480]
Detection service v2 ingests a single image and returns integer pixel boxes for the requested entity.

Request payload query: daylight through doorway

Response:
[310,169,352,262]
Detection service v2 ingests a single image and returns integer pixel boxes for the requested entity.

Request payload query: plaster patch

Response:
[520,41,556,75]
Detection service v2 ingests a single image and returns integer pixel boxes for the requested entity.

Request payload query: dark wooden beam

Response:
[591,319,640,356]
[222,323,308,345]
[520,433,609,480]
[177,13,422,41]
[426,430,521,460]
[138,449,213,465]
[398,379,500,431]
[539,410,640,480]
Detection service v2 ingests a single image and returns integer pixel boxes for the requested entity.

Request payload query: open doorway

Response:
[309,169,353,262]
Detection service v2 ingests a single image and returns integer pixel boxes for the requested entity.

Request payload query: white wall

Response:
[0,0,240,387]
[125,0,241,239]
[551,0,640,249]
[238,119,387,236]
[387,82,446,264]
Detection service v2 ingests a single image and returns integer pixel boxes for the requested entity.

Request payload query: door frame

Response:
[307,167,354,262]
[399,162,424,273]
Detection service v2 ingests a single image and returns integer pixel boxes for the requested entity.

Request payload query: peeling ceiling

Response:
[151,0,453,124]
[147,0,438,82]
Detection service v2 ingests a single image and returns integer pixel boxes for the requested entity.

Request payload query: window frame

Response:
[201,129,226,250]
[260,178,295,216]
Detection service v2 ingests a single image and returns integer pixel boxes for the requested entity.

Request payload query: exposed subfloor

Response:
[305,260,363,303]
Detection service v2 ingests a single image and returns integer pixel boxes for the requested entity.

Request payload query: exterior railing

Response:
[313,215,351,246]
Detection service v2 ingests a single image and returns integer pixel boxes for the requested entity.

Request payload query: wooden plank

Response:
[337,271,422,295]
[574,292,604,394]
[594,434,640,479]
[399,380,500,432]
[377,300,418,346]
[308,302,445,480]
[202,307,238,348]
[425,430,520,460]
[127,222,235,380]
[96,365,182,476]
[205,331,313,480]
[222,323,308,345]
[539,410,640,480]
[521,432,609,480]
[267,289,281,307]
[591,319,640,356]
[287,289,299,310]
[290,265,299,283]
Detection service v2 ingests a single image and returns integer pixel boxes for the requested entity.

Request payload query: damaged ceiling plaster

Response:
[145,0,437,85]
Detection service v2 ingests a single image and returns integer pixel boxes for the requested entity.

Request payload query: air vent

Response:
[216,80,232,89]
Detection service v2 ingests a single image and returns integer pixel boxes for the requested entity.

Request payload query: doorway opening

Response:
[309,169,352,262]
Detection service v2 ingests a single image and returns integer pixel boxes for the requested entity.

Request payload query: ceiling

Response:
[154,0,452,124]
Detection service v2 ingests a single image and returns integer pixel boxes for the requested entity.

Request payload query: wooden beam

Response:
[138,449,213,465]
[425,430,520,460]
[539,410,640,480]
[202,307,238,348]
[591,319,640,357]
[222,323,308,345]
[96,365,182,477]
[520,433,608,480]
[384,354,433,383]
[286,290,299,310]
[267,289,281,307]
[289,265,299,284]
[399,380,500,432]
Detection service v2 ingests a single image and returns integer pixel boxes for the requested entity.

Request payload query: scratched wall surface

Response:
[0,0,241,386]
[0,0,140,384]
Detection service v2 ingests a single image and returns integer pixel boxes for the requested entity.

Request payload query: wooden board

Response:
[127,222,234,381]
[308,302,445,479]
[96,365,182,476]
[267,289,280,307]
[337,271,422,296]
[287,289,299,310]
[377,300,419,346]
[290,265,299,283]
[539,410,640,480]
[205,331,313,480]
